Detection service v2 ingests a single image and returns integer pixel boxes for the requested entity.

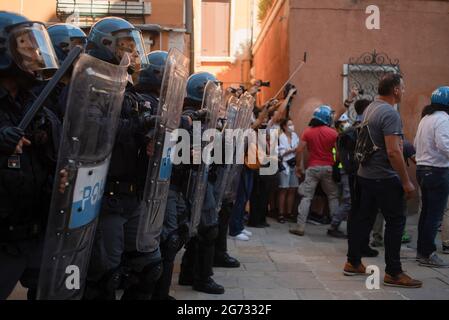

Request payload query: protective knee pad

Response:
[162,232,183,262]
[83,267,123,300]
[122,260,163,291]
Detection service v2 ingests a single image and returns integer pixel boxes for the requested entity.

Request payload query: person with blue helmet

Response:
[47,23,87,62]
[86,16,148,75]
[289,104,339,237]
[177,72,228,295]
[134,50,168,95]
[414,86,449,267]
[0,11,61,300]
[82,17,165,300]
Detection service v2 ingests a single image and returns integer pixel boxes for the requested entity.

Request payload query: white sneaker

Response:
[233,233,250,241]
[242,229,253,237]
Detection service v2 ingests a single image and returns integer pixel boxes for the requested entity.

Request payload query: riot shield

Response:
[37,54,129,300]
[136,48,189,252]
[186,81,222,236]
[213,96,240,212]
[222,92,255,202]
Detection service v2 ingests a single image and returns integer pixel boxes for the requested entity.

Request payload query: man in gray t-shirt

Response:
[345,73,421,288]
[358,100,404,179]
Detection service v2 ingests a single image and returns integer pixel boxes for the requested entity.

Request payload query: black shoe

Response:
[193,277,225,295]
[361,247,379,258]
[214,253,241,268]
[178,273,194,286]
[327,228,347,239]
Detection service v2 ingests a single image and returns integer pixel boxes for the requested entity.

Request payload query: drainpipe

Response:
[185,0,195,74]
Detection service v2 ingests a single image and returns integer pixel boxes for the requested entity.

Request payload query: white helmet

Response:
[338,113,349,122]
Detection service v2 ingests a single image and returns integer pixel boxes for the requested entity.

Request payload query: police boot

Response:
[214,252,240,268]
[121,262,162,300]
[193,277,225,295]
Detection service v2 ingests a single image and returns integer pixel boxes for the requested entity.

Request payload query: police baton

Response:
[19,45,83,130]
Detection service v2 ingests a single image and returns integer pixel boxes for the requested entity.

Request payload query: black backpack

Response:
[354,105,382,166]
[337,127,359,174]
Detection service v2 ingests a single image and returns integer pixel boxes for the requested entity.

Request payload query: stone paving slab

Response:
[8,216,449,300]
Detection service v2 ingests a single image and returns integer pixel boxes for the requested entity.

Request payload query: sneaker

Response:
[289,224,305,236]
[443,244,449,254]
[232,233,249,241]
[401,232,412,244]
[327,228,347,239]
[384,272,422,288]
[418,252,449,268]
[242,229,252,237]
[343,262,367,276]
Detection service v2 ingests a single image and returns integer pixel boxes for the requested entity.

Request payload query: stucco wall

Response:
[286,0,449,141]
[252,0,290,107]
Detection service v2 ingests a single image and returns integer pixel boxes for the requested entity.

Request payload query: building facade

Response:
[192,0,258,88]
[1,0,191,60]
[252,0,449,141]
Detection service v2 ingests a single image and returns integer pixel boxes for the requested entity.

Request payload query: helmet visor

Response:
[9,23,59,80]
[114,29,148,73]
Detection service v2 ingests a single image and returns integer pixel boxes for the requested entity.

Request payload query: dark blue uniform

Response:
[0,87,59,300]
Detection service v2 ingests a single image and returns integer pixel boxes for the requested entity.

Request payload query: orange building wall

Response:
[286,0,449,141]
[146,0,185,28]
[0,0,58,22]
[252,0,290,107]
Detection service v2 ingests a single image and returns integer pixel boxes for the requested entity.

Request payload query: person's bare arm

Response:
[385,135,415,198]
[295,141,307,177]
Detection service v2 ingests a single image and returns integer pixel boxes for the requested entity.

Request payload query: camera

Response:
[255,80,270,88]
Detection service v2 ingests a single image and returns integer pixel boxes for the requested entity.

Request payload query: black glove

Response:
[191,108,209,122]
[0,126,25,155]
[140,113,161,132]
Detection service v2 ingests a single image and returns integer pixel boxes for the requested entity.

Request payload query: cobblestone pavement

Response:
[8,215,449,300]
[171,216,449,300]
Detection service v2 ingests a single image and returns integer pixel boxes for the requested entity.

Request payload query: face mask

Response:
[340,122,351,131]
[288,125,295,132]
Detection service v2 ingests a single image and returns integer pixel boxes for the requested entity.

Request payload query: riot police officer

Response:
[0,11,60,300]
[45,23,87,119]
[178,72,225,294]
[83,17,162,300]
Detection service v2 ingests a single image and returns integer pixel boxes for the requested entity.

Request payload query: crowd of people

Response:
[0,10,448,301]
[237,74,449,289]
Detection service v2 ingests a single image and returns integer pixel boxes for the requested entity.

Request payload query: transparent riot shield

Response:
[223,92,255,202]
[136,48,189,252]
[213,96,240,212]
[37,54,129,300]
[186,80,222,236]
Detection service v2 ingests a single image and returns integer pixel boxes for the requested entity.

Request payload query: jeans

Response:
[347,176,405,276]
[229,167,254,236]
[416,166,449,257]
[297,166,339,226]
[331,173,351,227]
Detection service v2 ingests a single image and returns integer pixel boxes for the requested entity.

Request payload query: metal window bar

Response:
[56,0,150,21]
[343,50,400,121]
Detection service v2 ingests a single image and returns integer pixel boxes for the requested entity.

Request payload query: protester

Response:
[277,118,300,223]
[344,73,422,288]
[414,86,449,267]
[290,105,339,237]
